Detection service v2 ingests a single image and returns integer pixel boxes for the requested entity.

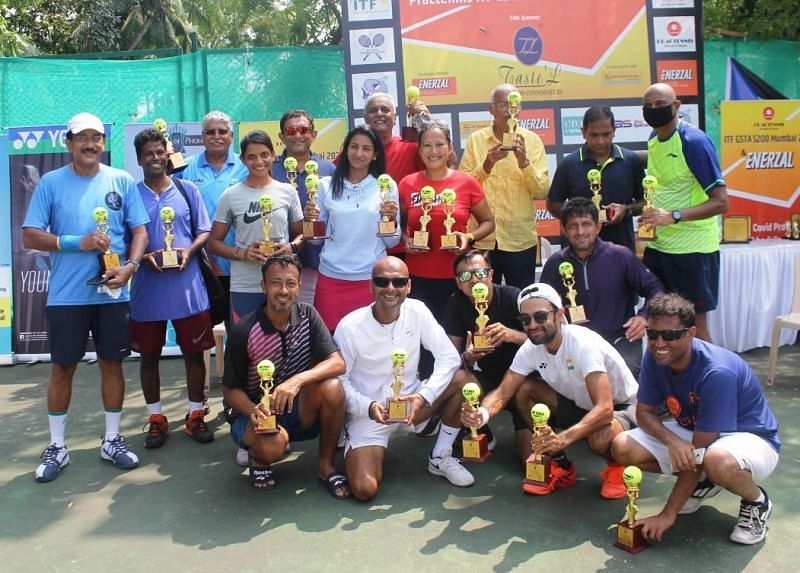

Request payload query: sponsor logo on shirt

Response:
[105,191,122,211]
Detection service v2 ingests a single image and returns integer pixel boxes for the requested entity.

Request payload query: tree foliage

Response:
[704,0,800,41]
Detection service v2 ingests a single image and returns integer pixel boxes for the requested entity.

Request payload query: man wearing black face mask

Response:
[638,83,728,343]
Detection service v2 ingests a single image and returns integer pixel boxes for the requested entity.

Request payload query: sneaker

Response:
[428,451,475,487]
[235,447,249,467]
[34,444,70,483]
[730,488,772,545]
[101,435,139,469]
[143,414,169,449]
[679,478,723,514]
[452,425,497,458]
[184,410,214,443]
[416,414,442,437]
[599,462,627,499]
[522,460,577,495]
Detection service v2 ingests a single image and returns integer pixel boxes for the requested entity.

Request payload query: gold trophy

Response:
[403,85,428,142]
[259,195,275,256]
[93,207,120,272]
[386,348,410,423]
[587,168,608,223]
[303,173,328,239]
[558,261,588,324]
[153,118,186,173]
[305,159,319,176]
[159,206,180,269]
[615,466,648,553]
[376,173,397,237]
[440,188,459,250]
[638,175,657,241]
[471,282,493,350]
[284,156,298,189]
[502,91,522,150]
[785,220,793,239]
[412,186,435,249]
[524,403,554,487]
[254,359,279,434]
[461,382,492,462]
[792,214,800,240]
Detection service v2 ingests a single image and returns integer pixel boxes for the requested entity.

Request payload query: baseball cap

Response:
[67,112,105,135]
[517,282,563,311]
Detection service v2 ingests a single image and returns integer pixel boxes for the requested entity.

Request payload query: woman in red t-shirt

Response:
[399,121,495,321]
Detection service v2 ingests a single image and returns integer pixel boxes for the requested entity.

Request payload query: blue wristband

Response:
[59,235,82,252]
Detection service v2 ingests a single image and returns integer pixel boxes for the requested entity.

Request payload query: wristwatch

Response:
[671,210,683,223]
[125,259,141,273]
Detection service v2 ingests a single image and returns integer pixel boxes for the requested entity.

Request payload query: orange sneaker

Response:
[184,410,214,443]
[522,461,577,495]
[599,462,627,499]
[143,414,169,449]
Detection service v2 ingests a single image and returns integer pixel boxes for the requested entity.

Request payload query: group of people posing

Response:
[22,80,780,548]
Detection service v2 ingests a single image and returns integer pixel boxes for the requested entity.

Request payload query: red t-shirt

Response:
[399,170,485,279]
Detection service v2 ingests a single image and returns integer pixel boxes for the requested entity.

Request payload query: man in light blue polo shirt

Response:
[182,110,248,325]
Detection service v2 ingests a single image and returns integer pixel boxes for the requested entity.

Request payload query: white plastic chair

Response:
[767,254,800,384]
[540,237,552,260]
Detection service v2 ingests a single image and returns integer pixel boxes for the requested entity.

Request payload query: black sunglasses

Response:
[518,309,557,326]
[204,128,230,136]
[645,327,689,341]
[456,268,490,282]
[372,276,410,288]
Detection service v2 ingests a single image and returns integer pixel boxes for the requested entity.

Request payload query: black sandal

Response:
[250,466,276,491]
[319,472,352,500]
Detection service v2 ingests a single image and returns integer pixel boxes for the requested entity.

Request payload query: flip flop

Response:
[319,472,352,500]
[250,465,276,491]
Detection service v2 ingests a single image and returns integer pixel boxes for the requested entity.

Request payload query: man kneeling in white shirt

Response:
[335,256,474,501]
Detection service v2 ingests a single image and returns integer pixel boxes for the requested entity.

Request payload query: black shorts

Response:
[643,248,720,313]
[552,395,637,431]
[46,303,131,364]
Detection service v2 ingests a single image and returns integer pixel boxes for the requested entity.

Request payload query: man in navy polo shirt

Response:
[547,106,645,252]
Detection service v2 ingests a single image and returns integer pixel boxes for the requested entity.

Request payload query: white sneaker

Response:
[679,478,723,514]
[100,435,139,469]
[235,447,249,467]
[428,451,475,487]
[35,444,70,482]
[730,488,772,545]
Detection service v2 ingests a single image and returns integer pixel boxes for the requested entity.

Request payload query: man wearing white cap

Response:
[23,112,150,482]
[460,282,638,498]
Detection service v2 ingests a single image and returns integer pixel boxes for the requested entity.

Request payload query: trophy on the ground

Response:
[471,282,493,350]
[440,188,459,250]
[303,174,328,239]
[412,186,435,249]
[558,261,588,324]
[386,348,410,423]
[615,465,648,553]
[284,156,298,189]
[638,175,657,241]
[305,159,319,176]
[93,207,120,272]
[461,382,492,462]
[524,403,553,488]
[158,206,180,269]
[587,168,608,223]
[259,195,275,256]
[377,173,397,237]
[254,359,278,434]
[153,118,186,173]
[501,91,522,150]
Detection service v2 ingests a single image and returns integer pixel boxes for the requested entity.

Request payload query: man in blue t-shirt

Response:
[611,293,780,545]
[130,128,216,450]
[23,112,150,483]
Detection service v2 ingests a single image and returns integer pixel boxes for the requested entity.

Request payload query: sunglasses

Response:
[518,309,557,326]
[372,276,410,288]
[284,126,312,136]
[456,268,490,282]
[204,128,230,136]
[645,327,689,341]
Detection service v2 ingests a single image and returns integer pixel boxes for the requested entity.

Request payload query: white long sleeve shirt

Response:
[334,298,460,417]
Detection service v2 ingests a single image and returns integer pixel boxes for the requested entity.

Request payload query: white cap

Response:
[517,282,563,311]
[67,112,104,135]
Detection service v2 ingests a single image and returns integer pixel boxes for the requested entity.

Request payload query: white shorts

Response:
[625,421,779,482]
[345,413,431,451]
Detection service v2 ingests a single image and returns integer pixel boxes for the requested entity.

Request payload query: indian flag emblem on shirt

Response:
[565,358,576,371]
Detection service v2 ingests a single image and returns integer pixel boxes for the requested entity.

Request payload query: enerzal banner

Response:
[239,119,348,162]
[0,134,12,364]
[342,0,705,237]
[8,124,111,357]
[721,100,800,238]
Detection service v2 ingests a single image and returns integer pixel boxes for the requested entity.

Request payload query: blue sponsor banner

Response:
[0,134,12,363]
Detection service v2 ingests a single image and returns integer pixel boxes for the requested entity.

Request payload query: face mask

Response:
[642,104,675,128]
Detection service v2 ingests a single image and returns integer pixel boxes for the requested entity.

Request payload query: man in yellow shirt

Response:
[460,83,549,288]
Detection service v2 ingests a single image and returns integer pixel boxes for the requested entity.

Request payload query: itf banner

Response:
[8,124,111,357]
[720,101,800,238]
[0,135,12,364]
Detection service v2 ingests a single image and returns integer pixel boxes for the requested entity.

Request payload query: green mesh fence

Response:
[0,46,346,167]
